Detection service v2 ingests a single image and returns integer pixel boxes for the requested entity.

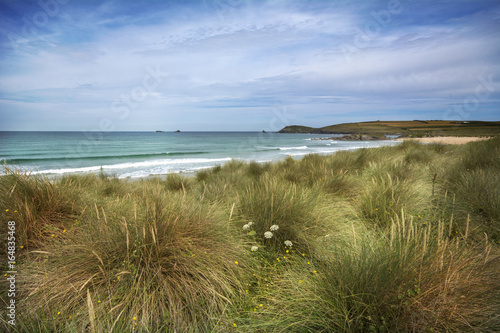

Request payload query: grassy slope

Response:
[1,138,500,332]
[279,120,500,137]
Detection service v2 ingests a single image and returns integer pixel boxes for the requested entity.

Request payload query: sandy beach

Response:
[398,136,491,145]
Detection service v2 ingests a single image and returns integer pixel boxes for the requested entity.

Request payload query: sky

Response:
[0,0,499,131]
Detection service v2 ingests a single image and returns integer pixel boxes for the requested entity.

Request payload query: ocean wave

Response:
[31,157,232,175]
[280,146,366,157]
[1,151,207,165]
[280,152,310,157]
[313,147,363,154]
[278,146,308,150]
[255,146,309,152]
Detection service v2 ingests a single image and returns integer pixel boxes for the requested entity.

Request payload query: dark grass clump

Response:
[0,168,77,248]
[246,161,270,178]
[163,173,192,192]
[439,137,500,241]
[355,173,430,228]
[15,185,252,332]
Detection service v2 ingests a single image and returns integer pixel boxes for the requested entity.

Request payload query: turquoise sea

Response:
[0,132,400,179]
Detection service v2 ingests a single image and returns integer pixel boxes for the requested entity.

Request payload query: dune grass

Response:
[1,138,499,332]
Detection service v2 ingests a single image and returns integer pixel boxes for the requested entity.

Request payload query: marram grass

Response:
[1,137,500,332]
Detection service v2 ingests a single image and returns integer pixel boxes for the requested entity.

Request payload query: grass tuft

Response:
[0,167,77,248]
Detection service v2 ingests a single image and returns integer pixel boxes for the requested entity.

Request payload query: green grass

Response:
[279,120,500,136]
[1,138,500,332]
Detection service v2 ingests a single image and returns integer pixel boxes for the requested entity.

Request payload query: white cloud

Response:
[0,0,499,130]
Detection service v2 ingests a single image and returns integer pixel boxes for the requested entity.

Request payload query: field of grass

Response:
[279,120,500,137]
[1,138,500,332]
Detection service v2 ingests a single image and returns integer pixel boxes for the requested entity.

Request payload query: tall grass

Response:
[236,174,320,252]
[355,172,431,228]
[247,215,500,332]
[440,137,500,241]
[15,184,251,332]
[0,167,77,248]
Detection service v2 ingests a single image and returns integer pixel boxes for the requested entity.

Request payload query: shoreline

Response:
[397,136,491,145]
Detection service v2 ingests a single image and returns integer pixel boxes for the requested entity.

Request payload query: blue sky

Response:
[0,0,499,131]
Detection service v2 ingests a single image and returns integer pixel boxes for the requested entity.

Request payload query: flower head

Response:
[264,231,273,239]
[242,224,250,230]
[284,240,293,247]
[270,225,279,231]
[247,221,254,226]
[251,246,259,252]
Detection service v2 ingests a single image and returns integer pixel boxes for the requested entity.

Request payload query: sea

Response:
[0,131,400,179]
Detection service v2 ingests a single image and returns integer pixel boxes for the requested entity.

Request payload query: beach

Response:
[397,136,491,144]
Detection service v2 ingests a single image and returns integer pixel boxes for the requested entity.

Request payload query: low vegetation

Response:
[278,120,500,137]
[1,137,499,332]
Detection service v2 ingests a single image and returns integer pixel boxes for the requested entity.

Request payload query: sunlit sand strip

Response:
[397,136,491,144]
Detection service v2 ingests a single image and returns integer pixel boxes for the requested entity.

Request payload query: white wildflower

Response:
[242,224,250,230]
[251,246,259,252]
[264,231,273,239]
[270,225,279,231]
[284,240,293,247]
[247,221,254,226]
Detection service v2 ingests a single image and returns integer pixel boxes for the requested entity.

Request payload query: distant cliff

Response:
[278,125,318,133]
[278,120,500,136]
[312,134,388,141]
